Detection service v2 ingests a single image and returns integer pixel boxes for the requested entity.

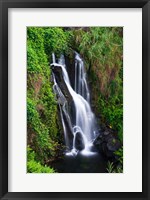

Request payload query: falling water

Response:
[75,53,90,102]
[51,52,98,156]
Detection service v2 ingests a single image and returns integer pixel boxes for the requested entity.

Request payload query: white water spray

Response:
[51,53,97,156]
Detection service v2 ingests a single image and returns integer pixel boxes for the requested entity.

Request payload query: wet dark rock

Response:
[51,64,73,102]
[94,126,121,160]
[65,54,75,89]
[75,132,85,151]
[107,138,121,152]
[104,131,109,136]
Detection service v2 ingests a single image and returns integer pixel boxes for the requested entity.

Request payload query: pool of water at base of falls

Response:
[51,148,107,173]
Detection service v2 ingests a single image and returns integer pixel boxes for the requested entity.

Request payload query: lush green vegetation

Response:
[27,27,69,172]
[106,147,123,173]
[27,27,123,173]
[27,147,55,173]
[70,27,123,142]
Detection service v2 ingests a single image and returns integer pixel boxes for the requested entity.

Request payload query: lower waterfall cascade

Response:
[51,52,98,156]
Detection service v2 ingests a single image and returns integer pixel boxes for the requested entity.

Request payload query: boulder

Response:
[107,138,121,152]
[94,126,121,159]
[75,132,85,151]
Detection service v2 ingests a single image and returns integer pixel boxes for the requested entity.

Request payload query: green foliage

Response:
[27,97,56,163]
[27,27,63,167]
[115,147,123,165]
[106,161,114,173]
[107,147,123,173]
[27,43,42,73]
[27,160,55,173]
[27,147,55,173]
[27,28,48,75]
[98,95,123,141]
[27,97,49,149]
[43,27,69,59]
[27,97,37,123]
[71,27,123,142]
[39,82,58,138]
[106,161,123,173]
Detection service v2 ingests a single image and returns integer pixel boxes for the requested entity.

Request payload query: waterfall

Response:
[75,53,90,102]
[51,52,98,156]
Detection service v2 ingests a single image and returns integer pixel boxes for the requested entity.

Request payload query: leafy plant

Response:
[27,147,55,173]
[106,161,114,173]
[106,161,123,173]
[115,147,123,165]
[106,147,123,173]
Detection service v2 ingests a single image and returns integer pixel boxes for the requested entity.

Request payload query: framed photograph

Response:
[0,0,150,199]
